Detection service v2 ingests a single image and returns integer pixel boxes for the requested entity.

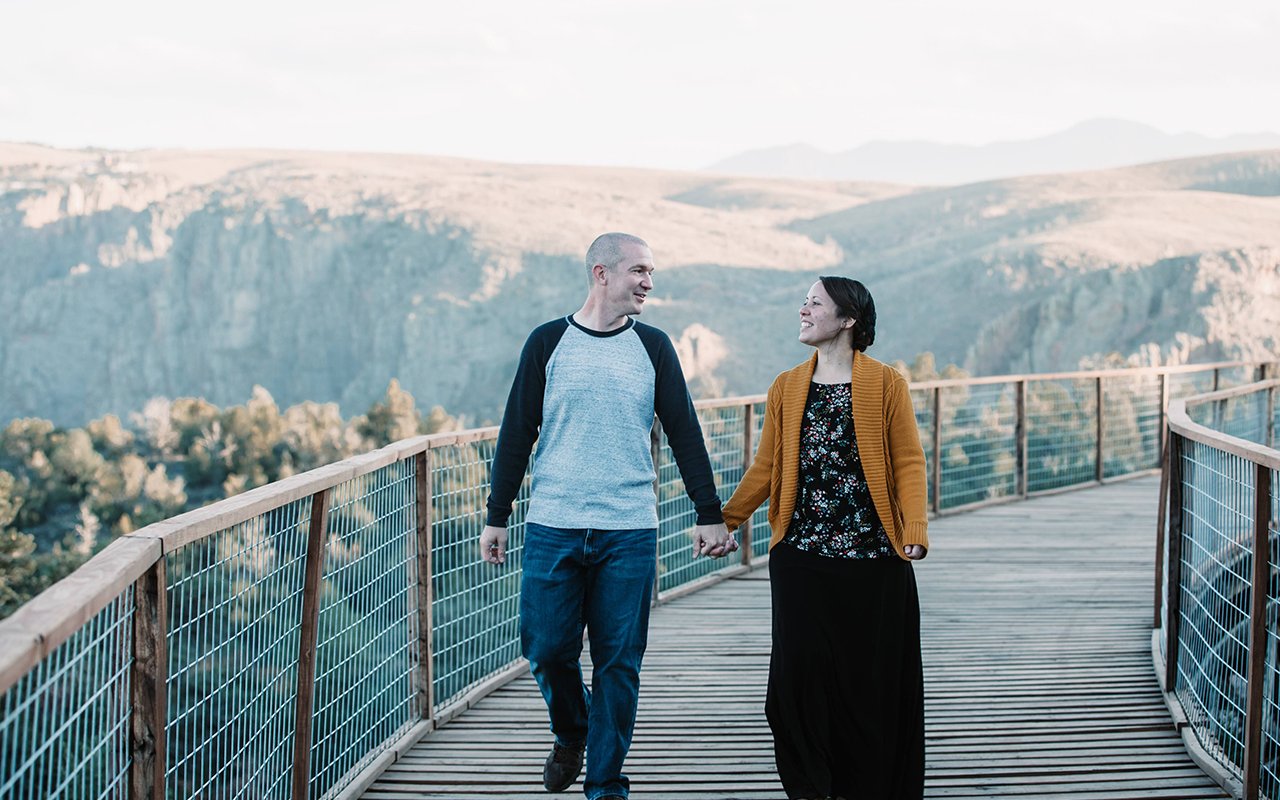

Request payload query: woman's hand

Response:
[903,544,927,560]
[692,523,737,558]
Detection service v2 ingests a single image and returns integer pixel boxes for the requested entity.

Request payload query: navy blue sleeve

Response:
[485,319,569,526]
[635,323,724,525]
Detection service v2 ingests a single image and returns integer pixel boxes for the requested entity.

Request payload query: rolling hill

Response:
[1,143,1277,427]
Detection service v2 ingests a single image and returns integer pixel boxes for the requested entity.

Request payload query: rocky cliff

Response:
[2,143,1277,427]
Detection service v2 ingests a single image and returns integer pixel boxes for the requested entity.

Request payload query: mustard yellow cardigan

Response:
[722,350,930,560]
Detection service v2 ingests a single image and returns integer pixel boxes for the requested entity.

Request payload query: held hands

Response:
[692,523,738,559]
[480,525,508,565]
[903,544,927,560]
[484,522,742,564]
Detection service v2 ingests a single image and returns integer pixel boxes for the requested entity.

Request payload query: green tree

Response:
[0,470,37,614]
[282,401,357,472]
[47,429,106,506]
[355,379,421,447]
[219,386,286,491]
[86,414,134,456]
[133,397,179,456]
[0,418,55,466]
[424,405,460,434]
[170,397,221,453]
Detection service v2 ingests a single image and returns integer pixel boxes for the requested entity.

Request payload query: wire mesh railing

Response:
[428,437,524,714]
[937,382,1018,508]
[1160,378,1280,799]
[309,462,418,798]
[1,360,1272,800]
[164,500,312,800]
[0,591,134,799]
[656,401,753,593]
[1174,440,1255,773]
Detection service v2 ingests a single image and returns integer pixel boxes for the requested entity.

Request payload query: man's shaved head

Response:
[585,232,650,273]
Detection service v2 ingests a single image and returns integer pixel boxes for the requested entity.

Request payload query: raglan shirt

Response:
[485,316,723,530]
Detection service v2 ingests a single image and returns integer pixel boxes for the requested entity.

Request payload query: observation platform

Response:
[5,361,1273,800]
[361,477,1228,799]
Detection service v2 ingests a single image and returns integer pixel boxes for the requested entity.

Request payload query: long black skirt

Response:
[767,541,924,800]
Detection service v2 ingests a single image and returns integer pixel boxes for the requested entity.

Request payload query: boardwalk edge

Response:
[1151,629,1243,797]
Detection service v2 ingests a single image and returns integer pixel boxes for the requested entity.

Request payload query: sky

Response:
[2,0,1278,170]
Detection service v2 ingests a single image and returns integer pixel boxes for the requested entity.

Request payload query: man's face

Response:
[605,244,655,316]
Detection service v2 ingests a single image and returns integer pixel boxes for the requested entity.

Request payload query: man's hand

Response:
[903,544,927,560]
[692,523,737,559]
[480,525,508,565]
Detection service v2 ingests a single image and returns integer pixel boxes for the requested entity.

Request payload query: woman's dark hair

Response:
[819,276,876,352]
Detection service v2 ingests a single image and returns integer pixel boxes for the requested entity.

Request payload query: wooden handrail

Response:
[1165,384,1280,471]
[907,360,1263,390]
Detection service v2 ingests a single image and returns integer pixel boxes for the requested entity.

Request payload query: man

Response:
[480,232,735,800]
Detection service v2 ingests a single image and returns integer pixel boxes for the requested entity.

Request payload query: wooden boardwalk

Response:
[362,477,1228,799]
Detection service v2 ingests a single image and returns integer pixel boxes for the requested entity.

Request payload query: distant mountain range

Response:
[1,142,1278,427]
[706,119,1280,185]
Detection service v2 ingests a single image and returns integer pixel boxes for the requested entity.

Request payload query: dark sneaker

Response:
[542,741,585,792]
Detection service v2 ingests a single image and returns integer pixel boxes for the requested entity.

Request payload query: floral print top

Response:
[783,381,894,559]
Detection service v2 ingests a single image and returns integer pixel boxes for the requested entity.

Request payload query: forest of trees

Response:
[0,380,460,618]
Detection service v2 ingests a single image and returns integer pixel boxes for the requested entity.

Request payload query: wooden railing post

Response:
[292,489,331,800]
[1095,377,1105,483]
[651,423,663,599]
[1163,434,1184,693]
[1158,373,1170,464]
[1153,425,1170,629]
[130,558,168,800]
[414,451,435,724]
[739,403,754,566]
[1243,465,1273,800]
[1154,372,1172,629]
[1015,380,1027,498]
[1267,382,1276,451]
[1213,368,1221,392]
[931,387,942,514]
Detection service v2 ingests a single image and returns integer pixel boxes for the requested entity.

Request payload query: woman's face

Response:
[798,281,852,347]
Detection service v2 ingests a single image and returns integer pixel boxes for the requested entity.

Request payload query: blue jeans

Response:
[521,522,657,800]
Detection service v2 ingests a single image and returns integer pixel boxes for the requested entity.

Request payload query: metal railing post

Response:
[1015,380,1027,498]
[931,387,942,513]
[739,403,754,566]
[1243,464,1273,800]
[1095,377,1105,482]
[1163,434,1184,693]
[292,489,332,800]
[130,558,168,800]
[414,451,435,724]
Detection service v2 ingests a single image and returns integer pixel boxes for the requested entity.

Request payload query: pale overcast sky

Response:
[2,0,1277,169]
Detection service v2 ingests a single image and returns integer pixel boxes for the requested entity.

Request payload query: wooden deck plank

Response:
[362,477,1228,799]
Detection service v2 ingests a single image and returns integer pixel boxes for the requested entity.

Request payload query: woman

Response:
[722,276,929,800]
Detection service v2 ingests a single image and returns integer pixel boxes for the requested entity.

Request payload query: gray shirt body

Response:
[486,315,722,530]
